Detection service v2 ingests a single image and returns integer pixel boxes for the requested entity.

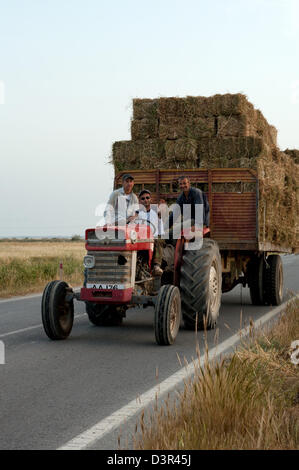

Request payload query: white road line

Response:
[0,313,86,338]
[0,324,43,338]
[57,294,298,451]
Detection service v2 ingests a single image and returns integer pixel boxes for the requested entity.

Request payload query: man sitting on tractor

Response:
[137,189,165,277]
[104,173,139,226]
[168,175,210,235]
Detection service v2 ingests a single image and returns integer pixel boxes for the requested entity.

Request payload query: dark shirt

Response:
[169,187,210,228]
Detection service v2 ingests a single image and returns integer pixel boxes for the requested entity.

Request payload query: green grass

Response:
[0,256,84,297]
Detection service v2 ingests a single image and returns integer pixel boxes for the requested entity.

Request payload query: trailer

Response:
[114,167,288,306]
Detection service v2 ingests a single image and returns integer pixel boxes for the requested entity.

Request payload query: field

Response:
[134,298,299,450]
[0,240,86,298]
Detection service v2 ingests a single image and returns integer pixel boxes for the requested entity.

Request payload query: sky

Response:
[0,0,298,237]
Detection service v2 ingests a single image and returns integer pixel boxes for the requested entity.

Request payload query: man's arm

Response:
[104,191,117,225]
[127,193,139,223]
[202,192,210,227]
[168,194,183,230]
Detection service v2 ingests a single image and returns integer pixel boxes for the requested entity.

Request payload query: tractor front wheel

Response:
[41,280,74,340]
[154,285,181,345]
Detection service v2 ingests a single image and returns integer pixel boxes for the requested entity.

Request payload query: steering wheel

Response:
[131,217,156,234]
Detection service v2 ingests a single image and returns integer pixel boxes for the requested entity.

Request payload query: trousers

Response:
[153,238,166,266]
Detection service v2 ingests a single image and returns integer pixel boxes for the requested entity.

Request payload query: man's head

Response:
[139,189,151,210]
[178,175,191,193]
[122,174,134,194]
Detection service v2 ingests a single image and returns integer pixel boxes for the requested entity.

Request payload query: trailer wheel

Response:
[249,257,264,305]
[41,281,74,340]
[180,239,222,330]
[263,255,283,306]
[85,303,123,326]
[154,285,181,345]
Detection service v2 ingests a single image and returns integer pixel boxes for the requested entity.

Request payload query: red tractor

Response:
[41,219,221,346]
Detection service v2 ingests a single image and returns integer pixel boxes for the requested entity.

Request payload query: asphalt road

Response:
[0,255,298,450]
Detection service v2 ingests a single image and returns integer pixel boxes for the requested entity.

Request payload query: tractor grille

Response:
[86,251,134,286]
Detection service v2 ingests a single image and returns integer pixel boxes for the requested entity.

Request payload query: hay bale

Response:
[284,148,299,164]
[210,93,255,116]
[132,99,158,119]
[217,111,277,147]
[197,136,269,168]
[217,115,257,137]
[157,93,255,118]
[112,139,165,171]
[131,118,159,140]
[257,150,299,248]
[159,116,215,139]
[254,110,277,147]
[165,138,198,162]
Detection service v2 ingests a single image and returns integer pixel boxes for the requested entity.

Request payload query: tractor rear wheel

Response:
[180,239,222,330]
[41,280,74,340]
[154,285,181,345]
[85,303,124,326]
[263,255,283,305]
[248,256,264,305]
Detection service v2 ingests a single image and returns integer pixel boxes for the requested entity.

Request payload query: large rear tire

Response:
[180,239,222,330]
[41,280,74,340]
[154,285,181,345]
[248,256,264,306]
[263,255,283,306]
[85,303,124,326]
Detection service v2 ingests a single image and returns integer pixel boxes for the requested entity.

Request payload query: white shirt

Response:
[104,187,139,224]
[137,207,165,237]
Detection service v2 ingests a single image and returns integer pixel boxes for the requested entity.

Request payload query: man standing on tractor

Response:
[104,173,139,225]
[137,189,165,276]
[168,175,210,235]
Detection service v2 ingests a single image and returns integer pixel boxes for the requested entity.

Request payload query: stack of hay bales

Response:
[112,94,298,249]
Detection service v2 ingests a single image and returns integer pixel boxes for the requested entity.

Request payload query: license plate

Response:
[86,283,125,290]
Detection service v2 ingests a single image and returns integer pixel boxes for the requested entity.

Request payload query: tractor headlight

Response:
[130,230,137,243]
[83,255,95,269]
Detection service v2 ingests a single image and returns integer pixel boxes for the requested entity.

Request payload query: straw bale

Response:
[157,94,255,118]
[217,115,257,137]
[217,111,277,147]
[165,138,198,162]
[159,116,215,139]
[131,118,159,140]
[112,139,165,171]
[284,148,299,164]
[197,136,269,168]
[257,149,299,248]
[254,110,277,147]
[132,99,158,119]
[210,93,255,116]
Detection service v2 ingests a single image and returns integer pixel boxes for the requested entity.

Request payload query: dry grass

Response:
[133,298,299,450]
[0,241,86,297]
